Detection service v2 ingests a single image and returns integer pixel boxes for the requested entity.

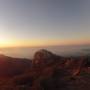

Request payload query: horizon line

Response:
[0,43,90,48]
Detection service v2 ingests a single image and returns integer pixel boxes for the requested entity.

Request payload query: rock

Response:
[32,49,60,67]
[1,50,90,90]
[64,57,88,76]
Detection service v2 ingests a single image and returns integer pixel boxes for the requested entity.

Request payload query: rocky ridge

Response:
[0,49,90,90]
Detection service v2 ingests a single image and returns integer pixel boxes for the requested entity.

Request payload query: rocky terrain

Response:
[0,49,90,90]
[0,54,32,78]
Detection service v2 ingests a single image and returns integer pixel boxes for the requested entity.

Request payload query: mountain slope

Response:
[0,54,32,78]
[0,49,90,90]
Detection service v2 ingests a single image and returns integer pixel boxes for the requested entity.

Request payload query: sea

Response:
[0,45,90,59]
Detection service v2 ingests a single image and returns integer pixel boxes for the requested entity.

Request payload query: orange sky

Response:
[0,38,90,48]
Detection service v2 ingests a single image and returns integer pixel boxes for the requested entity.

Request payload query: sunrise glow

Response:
[0,0,90,48]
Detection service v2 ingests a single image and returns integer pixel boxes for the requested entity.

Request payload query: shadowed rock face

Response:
[9,50,90,90]
[0,55,32,78]
[0,49,90,90]
[32,49,90,76]
[64,57,85,76]
[32,49,89,75]
[32,49,62,67]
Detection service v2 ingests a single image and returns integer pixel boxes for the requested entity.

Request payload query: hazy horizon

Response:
[0,45,90,59]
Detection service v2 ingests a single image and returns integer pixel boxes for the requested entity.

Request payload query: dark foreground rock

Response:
[0,49,90,90]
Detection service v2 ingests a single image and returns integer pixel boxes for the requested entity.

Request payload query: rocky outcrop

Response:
[32,49,62,67]
[0,55,31,78]
[32,49,90,76]
[64,57,85,76]
[0,49,90,90]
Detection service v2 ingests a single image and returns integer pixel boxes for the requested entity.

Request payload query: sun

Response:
[0,36,16,48]
[0,37,10,47]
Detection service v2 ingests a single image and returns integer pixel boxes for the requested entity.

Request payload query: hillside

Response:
[0,54,32,78]
[0,49,89,90]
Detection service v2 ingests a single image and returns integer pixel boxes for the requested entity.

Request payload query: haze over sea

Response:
[0,45,90,59]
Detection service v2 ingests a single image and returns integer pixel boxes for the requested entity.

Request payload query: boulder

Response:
[32,49,60,67]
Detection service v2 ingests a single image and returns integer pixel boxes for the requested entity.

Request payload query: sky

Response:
[0,0,90,47]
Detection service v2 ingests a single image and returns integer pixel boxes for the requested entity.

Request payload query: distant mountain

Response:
[0,54,32,78]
